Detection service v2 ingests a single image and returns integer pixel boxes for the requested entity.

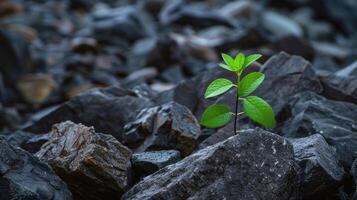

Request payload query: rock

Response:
[320,74,357,104]
[260,11,303,39]
[3,130,48,153]
[25,85,153,141]
[71,37,98,54]
[0,137,72,200]
[125,67,158,84]
[159,0,236,28]
[311,41,351,60]
[219,0,258,21]
[123,101,201,156]
[0,105,22,131]
[16,73,57,106]
[0,1,22,18]
[36,121,132,200]
[255,52,322,118]
[283,92,357,168]
[267,36,315,60]
[161,65,186,83]
[335,60,357,77]
[132,150,181,182]
[290,134,344,199]
[122,128,300,200]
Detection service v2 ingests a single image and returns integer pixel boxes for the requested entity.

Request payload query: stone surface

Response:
[0,137,72,200]
[36,121,132,200]
[256,52,322,118]
[4,130,49,153]
[290,134,345,199]
[122,128,300,200]
[131,150,181,182]
[283,92,357,168]
[123,101,201,156]
[25,86,153,141]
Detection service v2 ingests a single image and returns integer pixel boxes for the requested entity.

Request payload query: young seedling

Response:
[200,53,275,134]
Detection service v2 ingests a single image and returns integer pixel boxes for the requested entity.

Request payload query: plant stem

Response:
[234,73,241,135]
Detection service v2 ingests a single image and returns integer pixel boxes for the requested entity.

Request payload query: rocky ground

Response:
[0,0,356,199]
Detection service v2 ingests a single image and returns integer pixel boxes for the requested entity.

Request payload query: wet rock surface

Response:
[123,128,300,200]
[36,121,132,200]
[0,137,72,200]
[0,0,356,199]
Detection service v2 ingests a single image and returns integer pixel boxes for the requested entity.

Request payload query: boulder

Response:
[131,150,181,182]
[0,137,72,200]
[4,130,48,153]
[256,52,322,118]
[290,134,345,198]
[36,121,132,200]
[123,101,201,156]
[283,92,357,168]
[122,128,300,200]
[25,85,153,141]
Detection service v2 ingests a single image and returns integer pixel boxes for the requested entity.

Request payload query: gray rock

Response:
[320,74,357,104]
[0,137,72,200]
[36,121,132,200]
[122,128,300,200]
[260,11,303,39]
[132,150,181,182]
[256,52,322,117]
[290,134,345,198]
[283,92,357,168]
[123,101,201,156]
[4,130,48,153]
[25,86,153,141]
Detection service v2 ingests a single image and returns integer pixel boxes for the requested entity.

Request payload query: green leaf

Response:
[234,53,245,71]
[243,96,275,128]
[239,72,265,97]
[205,78,234,98]
[221,53,238,71]
[200,104,232,128]
[242,54,262,71]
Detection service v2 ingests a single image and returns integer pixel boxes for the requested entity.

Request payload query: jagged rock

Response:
[4,130,48,153]
[36,121,132,200]
[0,137,72,200]
[320,74,357,104]
[283,92,357,168]
[256,52,322,118]
[132,150,181,182]
[25,86,153,140]
[123,101,201,156]
[290,134,345,199]
[122,128,300,200]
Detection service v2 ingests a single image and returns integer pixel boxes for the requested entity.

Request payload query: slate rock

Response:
[122,128,300,200]
[0,137,72,200]
[36,121,132,200]
[4,130,49,153]
[123,101,201,156]
[320,75,357,104]
[25,85,153,141]
[256,52,322,118]
[283,92,357,168]
[290,134,345,199]
[131,150,181,182]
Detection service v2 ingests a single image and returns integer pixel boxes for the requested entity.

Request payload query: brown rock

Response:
[36,121,132,200]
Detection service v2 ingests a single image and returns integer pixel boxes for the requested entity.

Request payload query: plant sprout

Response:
[200,53,275,134]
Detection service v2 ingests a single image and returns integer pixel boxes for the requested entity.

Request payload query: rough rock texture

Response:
[0,137,72,200]
[256,52,322,117]
[122,128,300,200]
[283,92,357,168]
[290,134,345,199]
[5,131,48,153]
[25,86,153,140]
[132,150,181,183]
[36,121,132,200]
[123,101,201,156]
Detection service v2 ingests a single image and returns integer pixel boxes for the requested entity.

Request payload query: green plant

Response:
[200,53,275,134]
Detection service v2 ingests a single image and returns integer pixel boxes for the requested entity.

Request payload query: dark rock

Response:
[122,128,300,200]
[335,61,357,77]
[123,101,201,156]
[71,37,98,54]
[25,85,153,141]
[159,0,237,28]
[3,130,48,153]
[132,150,181,182]
[283,92,357,168]
[161,65,186,83]
[256,52,322,120]
[290,134,344,199]
[36,121,132,200]
[0,137,72,200]
[320,75,357,104]
[0,105,22,131]
[267,36,315,60]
